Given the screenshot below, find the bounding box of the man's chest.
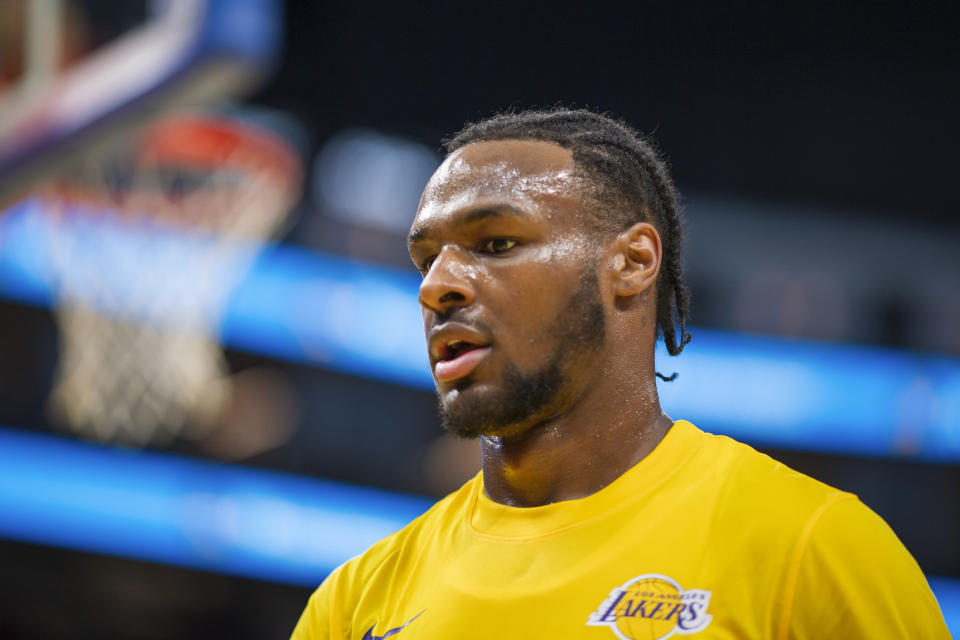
[349,524,780,640]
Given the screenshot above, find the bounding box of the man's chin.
[439,398,552,440]
[436,384,495,439]
[437,363,566,439]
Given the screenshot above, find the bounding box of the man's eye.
[480,238,517,254]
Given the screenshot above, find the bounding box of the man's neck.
[478,382,673,507]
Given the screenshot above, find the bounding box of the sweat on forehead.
[422,139,578,202]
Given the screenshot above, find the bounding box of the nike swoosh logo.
[361,610,425,640]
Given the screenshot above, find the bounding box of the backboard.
[0,0,283,207]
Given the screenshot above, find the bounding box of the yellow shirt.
[292,421,950,639]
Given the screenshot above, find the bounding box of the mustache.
[428,308,494,335]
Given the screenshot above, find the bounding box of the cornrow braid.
[443,107,692,368]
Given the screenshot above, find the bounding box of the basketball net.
[39,110,300,446]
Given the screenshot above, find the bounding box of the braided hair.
[443,107,692,370]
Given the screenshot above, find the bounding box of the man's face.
[408,140,608,439]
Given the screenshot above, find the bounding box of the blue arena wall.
[2,201,958,462]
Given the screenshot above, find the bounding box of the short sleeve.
[291,565,348,640]
[782,495,951,639]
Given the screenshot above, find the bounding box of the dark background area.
[263,1,959,227]
[1,1,958,637]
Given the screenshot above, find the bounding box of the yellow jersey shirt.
[292,421,950,639]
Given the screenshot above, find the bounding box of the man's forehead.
[420,139,577,207]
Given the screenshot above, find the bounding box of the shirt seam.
[775,492,858,640]
[351,546,403,638]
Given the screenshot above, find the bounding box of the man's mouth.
[434,339,492,382]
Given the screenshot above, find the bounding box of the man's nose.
[418,248,475,314]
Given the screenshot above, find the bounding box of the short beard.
[437,267,605,438]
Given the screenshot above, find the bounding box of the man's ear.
[611,222,662,297]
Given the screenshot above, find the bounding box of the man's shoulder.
[336,472,480,582]
[682,422,855,528]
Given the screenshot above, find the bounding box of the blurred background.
[0,0,958,637]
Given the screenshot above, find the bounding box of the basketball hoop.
[38,109,301,446]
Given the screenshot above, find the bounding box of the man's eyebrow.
[408,205,530,248]
[461,205,530,224]
[407,226,428,248]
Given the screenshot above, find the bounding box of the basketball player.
[292,108,950,639]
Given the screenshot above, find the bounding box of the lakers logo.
[586,574,712,640]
